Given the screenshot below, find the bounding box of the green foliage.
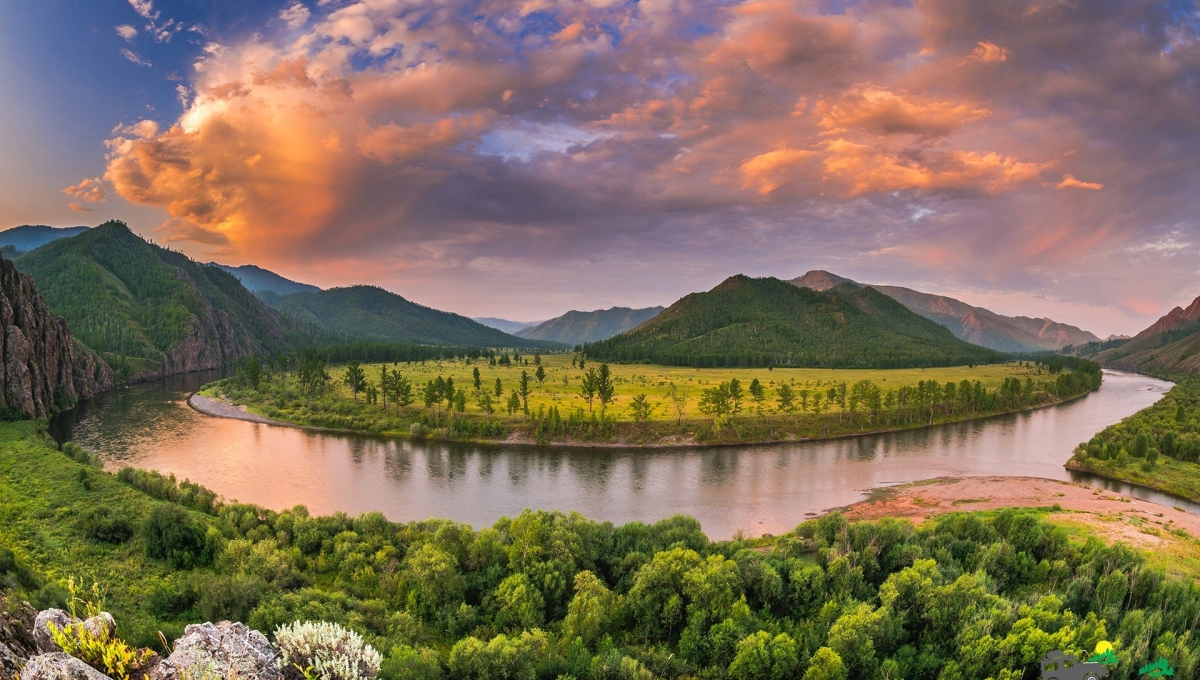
[49,620,153,680]
[141,505,215,569]
[78,507,135,544]
[584,276,1005,368]
[275,620,383,680]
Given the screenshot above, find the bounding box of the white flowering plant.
[274,621,382,680]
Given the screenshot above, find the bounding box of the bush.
[275,620,383,680]
[142,505,213,569]
[49,620,153,680]
[78,507,135,544]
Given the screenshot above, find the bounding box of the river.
[50,369,1179,539]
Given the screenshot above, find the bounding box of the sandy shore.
[839,475,1200,543]
[188,394,294,427]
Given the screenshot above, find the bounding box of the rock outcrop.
[150,622,281,680]
[0,257,113,418]
[20,652,113,680]
[0,596,36,677]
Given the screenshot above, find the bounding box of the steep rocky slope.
[0,255,111,418]
[1096,294,1200,374]
[15,221,305,382]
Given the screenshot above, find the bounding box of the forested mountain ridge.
[584,275,1004,367]
[15,221,305,382]
[0,224,89,253]
[473,316,547,334]
[517,306,665,345]
[791,270,1100,352]
[1094,293,1200,374]
[264,285,565,348]
[0,254,111,417]
[210,263,320,296]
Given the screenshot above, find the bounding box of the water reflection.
[52,370,1173,539]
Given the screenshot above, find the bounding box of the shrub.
[78,507,135,544]
[49,620,153,680]
[275,620,383,680]
[142,505,213,569]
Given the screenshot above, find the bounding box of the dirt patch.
[188,394,291,427]
[840,476,1200,540]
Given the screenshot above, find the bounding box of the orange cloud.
[820,140,1048,196]
[1057,174,1103,190]
[62,177,107,203]
[68,203,93,213]
[967,41,1010,63]
[815,87,991,138]
[739,148,817,195]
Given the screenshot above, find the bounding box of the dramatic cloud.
[89,0,1200,332]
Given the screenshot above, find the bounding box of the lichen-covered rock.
[32,610,75,654]
[19,652,113,680]
[150,621,281,680]
[0,256,113,417]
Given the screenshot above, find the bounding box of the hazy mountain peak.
[210,263,321,296]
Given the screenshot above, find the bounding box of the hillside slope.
[0,255,111,416]
[472,317,545,334]
[210,263,320,296]
[0,225,88,252]
[584,275,1004,367]
[1096,294,1200,374]
[267,286,564,348]
[15,221,304,381]
[517,306,664,345]
[791,270,1099,352]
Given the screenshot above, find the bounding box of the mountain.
[584,275,1004,367]
[790,270,1100,353]
[517,306,664,345]
[15,221,304,382]
[473,317,545,335]
[1095,295,1200,374]
[0,254,111,417]
[0,225,89,253]
[265,286,565,348]
[210,263,320,296]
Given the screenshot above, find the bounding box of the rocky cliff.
[0,256,112,419]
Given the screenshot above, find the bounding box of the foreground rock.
[0,596,37,676]
[20,652,112,680]
[31,610,73,654]
[151,621,281,680]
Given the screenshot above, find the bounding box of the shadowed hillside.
[517,306,664,345]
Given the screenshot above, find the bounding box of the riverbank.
[835,476,1200,574]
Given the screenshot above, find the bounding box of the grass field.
[314,355,1044,421]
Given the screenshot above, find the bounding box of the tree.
[749,378,765,414]
[343,360,366,402]
[728,378,743,416]
[563,571,614,649]
[518,371,532,414]
[596,363,616,411]
[535,365,546,385]
[507,390,522,415]
[492,573,545,631]
[494,377,503,399]
[453,389,467,414]
[379,366,392,411]
[242,356,262,390]
[699,383,733,419]
[533,353,541,366]
[395,374,414,411]
[776,384,795,413]
[473,366,481,390]
[580,368,598,412]
[628,394,655,427]
[476,390,495,415]
[728,631,799,680]
[666,384,690,425]
[802,647,845,680]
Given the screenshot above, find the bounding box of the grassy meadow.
[202,354,1096,446]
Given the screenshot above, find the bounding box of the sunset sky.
[1,0,1198,335]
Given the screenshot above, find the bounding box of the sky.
[2,0,1200,336]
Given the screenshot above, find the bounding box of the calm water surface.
[51,370,1178,538]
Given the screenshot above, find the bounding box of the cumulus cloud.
[279,3,311,29]
[83,0,1200,331]
[62,177,107,203]
[115,25,138,41]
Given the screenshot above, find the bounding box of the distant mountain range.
[473,317,546,335]
[262,286,563,349]
[516,306,664,346]
[0,225,89,253]
[791,270,1100,353]
[211,263,320,296]
[14,221,304,381]
[585,275,1003,367]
